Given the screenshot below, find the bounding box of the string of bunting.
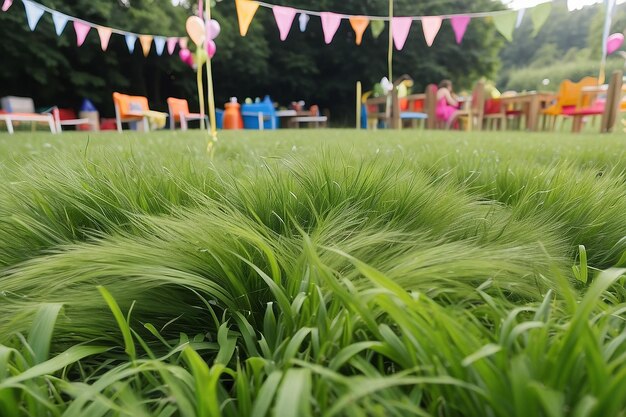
[0,0,187,57]
[235,0,553,49]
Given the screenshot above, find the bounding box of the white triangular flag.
[52,11,69,36]
[154,36,166,56]
[22,0,45,31]
[299,13,309,32]
[125,33,137,53]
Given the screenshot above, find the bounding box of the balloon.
[206,40,216,58]
[607,33,624,55]
[208,19,221,40]
[179,47,191,64]
[185,54,195,67]
[196,48,208,66]
[186,16,205,46]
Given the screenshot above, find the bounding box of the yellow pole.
[205,4,218,155]
[388,0,393,82]
[356,81,362,129]
[196,59,205,130]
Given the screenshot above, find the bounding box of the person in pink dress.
[435,80,461,127]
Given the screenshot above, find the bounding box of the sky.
[506,0,626,10]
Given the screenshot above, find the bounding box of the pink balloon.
[607,33,624,55]
[207,19,220,40]
[186,16,205,46]
[185,54,195,67]
[206,40,216,58]
[179,47,191,63]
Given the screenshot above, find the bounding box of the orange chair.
[113,92,150,132]
[166,97,208,130]
[541,77,599,130]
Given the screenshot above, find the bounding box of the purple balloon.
[206,40,217,58]
[607,33,624,55]
[207,19,220,40]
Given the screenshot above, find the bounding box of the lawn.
[0,129,625,417]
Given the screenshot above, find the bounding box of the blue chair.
[241,96,277,130]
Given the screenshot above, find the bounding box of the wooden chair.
[450,81,485,131]
[565,70,623,133]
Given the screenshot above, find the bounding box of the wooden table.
[500,91,555,131]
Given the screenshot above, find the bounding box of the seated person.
[435,80,461,126]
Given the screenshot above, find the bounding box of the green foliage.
[0,130,625,415]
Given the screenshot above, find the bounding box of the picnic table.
[500,91,555,131]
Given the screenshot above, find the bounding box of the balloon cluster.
[179,16,220,69]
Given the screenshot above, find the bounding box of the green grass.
[0,129,625,416]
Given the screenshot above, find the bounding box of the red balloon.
[206,40,217,58]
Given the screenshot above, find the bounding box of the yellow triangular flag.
[235,0,259,37]
[139,35,153,57]
[349,16,369,45]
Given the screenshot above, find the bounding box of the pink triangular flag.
[97,27,112,51]
[392,17,412,50]
[1,0,13,12]
[450,16,470,44]
[320,12,342,44]
[272,6,296,41]
[179,37,188,49]
[167,37,178,55]
[73,21,91,47]
[421,16,442,47]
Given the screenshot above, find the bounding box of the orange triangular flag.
[349,16,369,45]
[139,35,153,57]
[235,0,259,36]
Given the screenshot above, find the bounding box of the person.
[435,80,461,127]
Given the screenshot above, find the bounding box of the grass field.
[0,129,625,417]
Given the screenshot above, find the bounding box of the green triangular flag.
[531,2,552,37]
[370,20,385,39]
[492,11,517,42]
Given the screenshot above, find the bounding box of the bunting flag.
[139,35,153,57]
[299,13,309,32]
[97,26,112,51]
[515,8,525,28]
[73,21,90,47]
[167,37,178,55]
[154,36,166,56]
[320,12,342,44]
[531,2,551,36]
[450,15,470,44]
[125,33,137,53]
[392,17,411,51]
[23,0,44,31]
[51,11,68,35]
[1,0,12,12]
[235,0,259,36]
[422,16,442,47]
[273,6,296,41]
[370,19,384,39]
[178,37,188,49]
[492,11,517,42]
[349,16,369,46]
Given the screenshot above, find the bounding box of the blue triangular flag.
[154,36,166,56]
[51,11,69,36]
[125,33,137,53]
[22,0,45,31]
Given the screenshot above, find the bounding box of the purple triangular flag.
[450,16,470,44]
